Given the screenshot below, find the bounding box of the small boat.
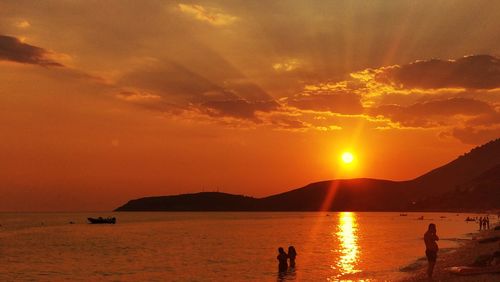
[88,217,116,224]
[400,213,408,216]
[465,217,475,222]
[417,216,424,220]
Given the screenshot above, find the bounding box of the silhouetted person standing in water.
[479,217,483,230]
[277,247,288,273]
[424,223,439,279]
[288,246,297,268]
[486,217,490,230]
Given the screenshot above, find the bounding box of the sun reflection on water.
[333,212,360,279]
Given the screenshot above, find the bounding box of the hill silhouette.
[116,192,258,211]
[410,138,500,196]
[411,163,500,211]
[115,138,500,212]
[258,179,410,211]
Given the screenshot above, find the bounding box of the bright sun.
[341,152,354,164]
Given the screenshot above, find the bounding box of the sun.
[341,152,354,164]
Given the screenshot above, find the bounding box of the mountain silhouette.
[410,138,500,196]
[411,163,500,210]
[115,138,500,212]
[258,179,410,211]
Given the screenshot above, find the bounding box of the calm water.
[0,212,490,281]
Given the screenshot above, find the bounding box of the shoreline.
[402,222,500,281]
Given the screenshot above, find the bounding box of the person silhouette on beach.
[277,247,288,273]
[288,246,297,268]
[486,217,490,230]
[479,217,483,230]
[424,223,439,279]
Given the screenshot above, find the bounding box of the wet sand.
[403,223,500,281]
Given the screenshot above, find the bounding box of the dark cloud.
[465,109,500,127]
[223,79,271,101]
[451,127,500,145]
[377,55,500,89]
[0,35,62,66]
[200,99,279,120]
[372,98,494,127]
[285,92,363,114]
[120,62,233,102]
[449,108,500,144]
[120,61,281,120]
[268,117,308,130]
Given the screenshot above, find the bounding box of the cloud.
[377,55,500,89]
[284,92,364,115]
[119,61,230,102]
[268,116,309,131]
[283,54,500,143]
[466,108,500,127]
[114,51,499,140]
[222,79,272,101]
[450,126,500,145]
[273,59,300,72]
[178,4,237,26]
[119,60,281,121]
[372,98,494,128]
[0,34,62,66]
[200,99,279,120]
[116,90,162,102]
[15,20,31,29]
[448,106,500,144]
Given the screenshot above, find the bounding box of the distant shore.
[402,221,500,281]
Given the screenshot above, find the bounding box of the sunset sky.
[1,1,500,211]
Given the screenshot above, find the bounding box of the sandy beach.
[403,222,500,281]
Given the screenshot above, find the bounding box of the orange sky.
[1,1,499,211]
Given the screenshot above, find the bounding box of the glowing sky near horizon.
[1,0,500,211]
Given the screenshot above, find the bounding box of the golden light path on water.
[333,212,361,280]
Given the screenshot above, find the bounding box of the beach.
[404,221,500,281]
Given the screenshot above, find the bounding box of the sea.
[0,212,491,281]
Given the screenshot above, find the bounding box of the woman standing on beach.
[424,223,439,278]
